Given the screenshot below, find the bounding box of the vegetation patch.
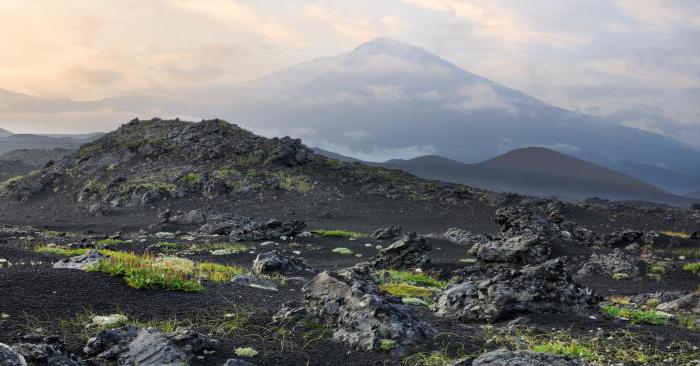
[274,171,313,193]
[600,305,670,325]
[332,247,354,255]
[660,231,690,239]
[96,238,126,247]
[35,246,89,257]
[380,283,436,299]
[682,262,700,274]
[234,347,258,357]
[377,270,447,289]
[379,339,397,351]
[531,340,599,360]
[402,351,452,366]
[189,242,248,255]
[316,229,364,238]
[89,250,245,292]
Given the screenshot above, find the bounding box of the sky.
[0,0,698,146]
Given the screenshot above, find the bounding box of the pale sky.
[0,0,699,144]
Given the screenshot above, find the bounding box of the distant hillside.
[338,147,695,206]
[0,134,98,154]
[0,148,76,165]
[0,127,12,137]
[687,190,700,199]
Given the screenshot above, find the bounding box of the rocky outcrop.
[230,219,306,241]
[469,350,591,366]
[251,250,316,276]
[264,137,312,167]
[84,326,217,365]
[370,233,431,270]
[53,250,105,271]
[11,334,83,366]
[433,228,490,247]
[371,226,402,241]
[470,232,550,264]
[0,343,26,366]
[301,270,434,351]
[657,293,700,314]
[435,259,599,322]
[577,249,640,278]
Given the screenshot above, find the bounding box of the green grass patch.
[332,247,354,255]
[96,238,126,247]
[380,339,397,351]
[531,340,599,360]
[660,230,690,239]
[601,305,670,325]
[183,173,203,185]
[88,250,245,292]
[273,171,313,193]
[35,246,89,257]
[316,229,364,238]
[0,176,23,189]
[402,351,452,366]
[189,242,248,254]
[682,262,700,273]
[378,270,447,289]
[235,347,258,357]
[380,283,436,299]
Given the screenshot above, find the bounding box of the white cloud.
[444,83,518,115]
[315,141,437,162]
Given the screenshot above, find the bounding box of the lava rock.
[224,360,257,366]
[435,258,599,322]
[233,274,279,291]
[470,232,551,264]
[302,270,434,351]
[0,343,26,366]
[370,233,431,270]
[434,228,490,247]
[53,250,105,271]
[168,210,206,226]
[252,250,316,276]
[371,226,402,240]
[657,293,700,314]
[230,219,306,242]
[577,249,640,278]
[12,335,83,366]
[470,349,591,366]
[690,231,700,240]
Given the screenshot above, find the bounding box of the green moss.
[234,347,258,357]
[682,262,700,273]
[96,238,126,247]
[183,173,203,185]
[380,339,397,351]
[601,305,670,325]
[531,341,599,360]
[379,270,447,289]
[274,171,313,193]
[117,178,177,196]
[0,176,23,189]
[332,247,354,255]
[380,283,436,299]
[316,229,364,238]
[35,246,88,257]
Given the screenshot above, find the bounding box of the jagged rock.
[371,226,402,240]
[630,291,688,307]
[53,250,105,271]
[370,233,431,270]
[470,349,591,366]
[577,249,640,278]
[12,335,83,366]
[251,250,315,276]
[88,202,110,217]
[0,343,26,366]
[435,259,599,322]
[302,270,434,351]
[84,326,215,365]
[196,215,257,236]
[224,360,257,366]
[230,219,306,241]
[657,293,700,314]
[434,228,490,247]
[2,172,58,202]
[264,137,312,167]
[494,205,558,236]
[603,229,653,248]
[272,302,308,324]
[559,222,600,245]
[470,232,550,264]
[690,231,700,240]
[233,274,278,291]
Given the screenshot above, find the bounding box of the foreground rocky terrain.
[1,119,699,365]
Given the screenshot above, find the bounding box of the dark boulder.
[12,335,84,366]
[469,349,592,366]
[470,232,551,264]
[370,233,431,270]
[371,226,402,241]
[252,250,316,276]
[230,219,306,241]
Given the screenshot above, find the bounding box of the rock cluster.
[252,250,316,276]
[370,233,431,270]
[371,225,402,240]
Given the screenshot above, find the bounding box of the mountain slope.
[0,134,99,154]
[0,127,12,137]
[221,37,699,177]
[366,147,693,206]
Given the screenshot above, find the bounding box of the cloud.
[444,83,518,115]
[315,141,437,162]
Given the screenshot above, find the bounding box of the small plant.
[198,262,245,282]
[315,229,364,238]
[682,262,700,274]
[612,272,629,280]
[380,339,397,351]
[459,258,477,264]
[531,340,599,360]
[379,270,447,289]
[35,246,88,257]
[96,238,126,247]
[273,171,313,193]
[380,283,436,299]
[332,247,354,255]
[402,297,429,306]
[601,305,670,325]
[234,347,258,357]
[183,173,203,185]
[402,351,452,366]
[660,231,690,239]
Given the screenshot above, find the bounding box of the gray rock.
[690,231,700,240]
[657,293,700,314]
[251,250,315,276]
[53,250,105,271]
[230,219,306,242]
[224,359,257,366]
[233,274,278,291]
[435,259,599,322]
[371,226,402,241]
[302,270,434,351]
[123,328,187,366]
[577,249,639,278]
[437,228,490,247]
[370,233,431,270]
[470,232,550,264]
[471,349,591,366]
[12,336,83,366]
[169,210,206,226]
[0,343,26,366]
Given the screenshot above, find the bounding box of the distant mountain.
[326,147,694,206]
[221,37,700,177]
[0,134,98,155]
[605,161,700,195]
[687,190,700,199]
[0,127,12,138]
[0,148,76,165]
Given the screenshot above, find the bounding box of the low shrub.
[234,347,258,357]
[682,262,700,274]
[35,246,88,257]
[380,283,436,299]
[601,305,670,325]
[316,229,364,238]
[379,270,447,289]
[531,340,599,360]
